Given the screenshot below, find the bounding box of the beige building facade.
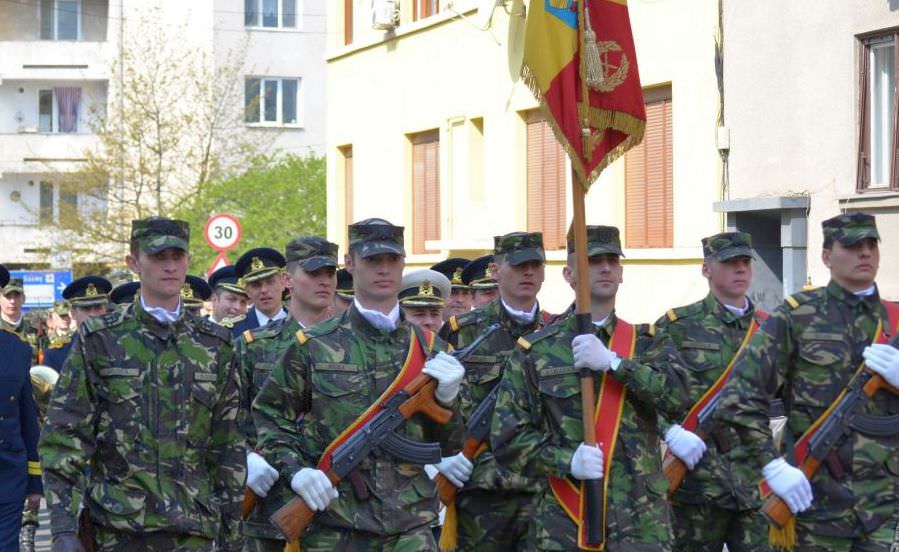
[326,0,725,321]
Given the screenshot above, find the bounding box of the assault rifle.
[269,323,501,542]
[762,336,899,529]
[662,394,724,496]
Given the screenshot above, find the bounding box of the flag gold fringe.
[438,501,458,551]
[284,540,301,552]
[768,517,797,551]
[520,65,645,191]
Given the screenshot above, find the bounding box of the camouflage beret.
[348,218,405,258]
[399,269,450,308]
[285,236,339,271]
[567,225,624,257]
[494,232,545,266]
[702,231,754,261]
[130,217,190,254]
[2,277,24,296]
[52,300,71,316]
[822,212,879,246]
[63,276,112,308]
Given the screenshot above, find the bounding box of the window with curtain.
[244,77,301,125]
[625,86,673,248]
[245,0,298,28]
[858,32,899,191]
[38,88,81,133]
[411,130,440,254]
[525,110,566,250]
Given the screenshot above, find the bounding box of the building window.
[245,0,297,28]
[858,32,899,191]
[344,0,353,45]
[413,0,439,21]
[625,85,673,248]
[37,87,81,133]
[411,130,440,254]
[59,188,79,229]
[340,146,354,226]
[41,0,80,40]
[39,182,54,225]
[524,111,566,250]
[244,78,300,126]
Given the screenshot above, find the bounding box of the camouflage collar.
[826,279,880,309]
[347,303,406,341]
[133,296,187,331]
[494,297,543,335]
[704,293,754,324]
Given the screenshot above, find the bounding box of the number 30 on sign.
[204,214,242,251]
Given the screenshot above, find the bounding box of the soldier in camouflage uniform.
[39,217,245,552]
[436,232,553,551]
[253,219,466,552]
[1,278,42,363]
[653,232,773,552]
[713,212,899,551]
[237,236,339,552]
[491,225,688,551]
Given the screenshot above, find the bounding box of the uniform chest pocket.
[191,371,219,409]
[312,363,364,398]
[98,368,142,403]
[537,368,580,399]
[680,341,722,372]
[465,355,501,385]
[797,332,850,367]
[252,362,276,392]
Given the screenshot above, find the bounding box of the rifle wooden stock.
[435,435,486,505]
[761,372,898,529]
[242,488,257,520]
[270,373,452,542]
[662,428,708,497]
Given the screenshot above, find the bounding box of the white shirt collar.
[593,314,611,328]
[853,285,877,297]
[354,298,400,331]
[256,306,287,327]
[723,296,751,317]
[140,294,181,324]
[2,314,23,327]
[501,298,537,324]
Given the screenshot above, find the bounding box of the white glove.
[863,343,899,388]
[572,334,617,372]
[665,424,707,470]
[423,352,465,404]
[762,458,813,514]
[290,468,338,512]
[246,452,279,497]
[570,442,604,480]
[435,453,473,488]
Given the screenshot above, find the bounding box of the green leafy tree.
[174,154,327,275]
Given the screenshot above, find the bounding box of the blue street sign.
[10,270,73,311]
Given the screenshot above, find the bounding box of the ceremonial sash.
[666,310,768,455]
[759,300,899,497]
[549,319,636,551]
[317,327,435,472]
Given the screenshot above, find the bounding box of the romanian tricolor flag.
[522,0,645,189]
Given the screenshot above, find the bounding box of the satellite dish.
[473,0,500,29]
[506,0,526,80]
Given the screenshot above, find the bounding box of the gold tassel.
[439,501,458,552]
[768,517,797,551]
[284,540,301,552]
[583,5,604,89]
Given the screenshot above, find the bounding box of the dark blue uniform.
[0,329,42,550]
[42,339,72,373]
[229,307,262,338]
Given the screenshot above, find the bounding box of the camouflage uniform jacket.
[490,312,688,550]
[233,315,301,539]
[253,305,463,537]
[438,298,550,491]
[654,293,766,511]
[712,280,899,537]
[38,300,245,549]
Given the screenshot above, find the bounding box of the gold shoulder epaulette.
[785,295,800,309]
[646,323,656,337]
[295,329,308,345]
[449,316,460,332]
[517,336,532,350]
[666,309,677,322]
[243,329,254,344]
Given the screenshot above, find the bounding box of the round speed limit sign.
[204,214,242,251]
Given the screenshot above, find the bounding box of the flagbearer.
[654,232,773,552]
[490,226,687,551]
[253,219,465,551]
[713,213,899,550]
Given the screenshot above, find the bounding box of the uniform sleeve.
[614,327,689,418]
[253,339,315,481]
[490,349,575,479]
[209,344,246,550]
[20,355,43,495]
[712,307,793,465]
[38,332,96,535]
[232,336,257,448]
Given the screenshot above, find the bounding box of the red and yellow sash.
[671,310,767,437]
[317,328,435,472]
[549,319,637,551]
[759,300,899,497]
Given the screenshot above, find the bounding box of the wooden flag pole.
[571,164,604,546]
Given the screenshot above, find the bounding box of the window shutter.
[625,89,673,248]
[344,0,353,44]
[526,113,566,249]
[412,131,440,254]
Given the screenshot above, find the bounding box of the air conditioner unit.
[372,0,398,30]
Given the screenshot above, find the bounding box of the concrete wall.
[723,0,899,299]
